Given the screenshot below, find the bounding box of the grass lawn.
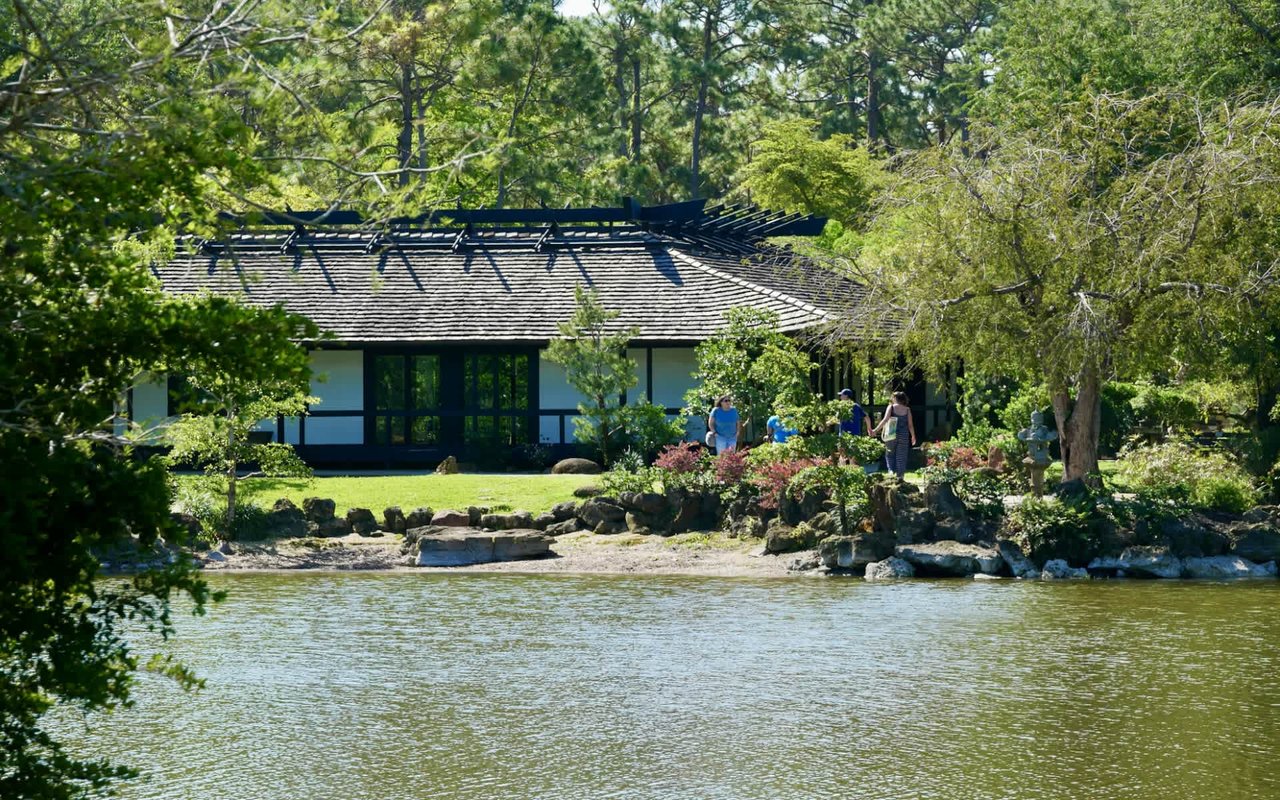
[176,473,597,516]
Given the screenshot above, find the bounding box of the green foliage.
[738,119,884,228]
[546,287,639,466]
[1116,439,1260,513]
[788,464,870,534]
[950,419,1009,454]
[618,399,687,462]
[686,308,813,444]
[600,450,660,496]
[1008,496,1101,566]
[956,470,1008,520]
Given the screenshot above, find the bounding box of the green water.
[64,574,1280,799]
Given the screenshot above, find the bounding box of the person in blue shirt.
[707,394,741,453]
[766,412,798,443]
[837,388,871,436]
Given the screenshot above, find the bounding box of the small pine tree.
[546,286,639,466]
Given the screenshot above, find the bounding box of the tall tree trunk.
[416,91,427,180]
[866,51,882,148]
[397,61,414,188]
[1050,367,1102,481]
[630,55,642,162]
[613,49,629,158]
[689,12,714,198]
[225,416,238,538]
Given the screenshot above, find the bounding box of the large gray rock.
[818,533,894,569]
[302,497,336,523]
[546,518,586,537]
[1088,546,1182,579]
[765,520,820,554]
[578,497,626,529]
[925,482,968,520]
[310,517,351,538]
[383,507,407,535]
[870,480,921,536]
[480,511,534,531]
[1241,506,1280,524]
[894,509,935,544]
[618,492,670,516]
[263,499,307,538]
[1041,559,1089,580]
[895,541,1002,577]
[933,516,977,544]
[435,455,459,474]
[1230,523,1280,564]
[551,501,579,521]
[996,539,1040,579]
[552,457,602,475]
[1182,556,1277,580]
[413,527,552,566]
[1160,517,1228,558]
[431,508,470,527]
[532,512,556,530]
[405,507,435,530]
[346,508,379,536]
[865,556,916,580]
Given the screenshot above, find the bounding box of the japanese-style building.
[133,199,954,465]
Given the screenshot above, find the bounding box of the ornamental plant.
[714,449,750,485]
[789,464,871,534]
[750,457,824,509]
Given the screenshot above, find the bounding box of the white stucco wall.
[293,349,364,445]
[649,347,698,410]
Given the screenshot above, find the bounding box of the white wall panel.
[650,348,698,409]
[310,349,364,411]
[305,416,363,445]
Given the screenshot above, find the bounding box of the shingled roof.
[155,202,869,344]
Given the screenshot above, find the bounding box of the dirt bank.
[198,531,806,578]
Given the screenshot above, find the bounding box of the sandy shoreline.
[198,531,808,578]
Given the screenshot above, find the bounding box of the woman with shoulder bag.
[872,391,917,479]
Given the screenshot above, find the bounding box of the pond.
[65,573,1280,799]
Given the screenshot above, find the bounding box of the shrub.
[920,440,985,485]
[750,457,824,509]
[714,448,750,485]
[951,419,1008,453]
[655,442,704,473]
[1008,496,1100,565]
[789,463,870,534]
[955,470,1007,519]
[620,400,687,461]
[1115,439,1259,512]
[601,450,659,496]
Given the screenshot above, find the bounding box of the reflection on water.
[63,574,1280,800]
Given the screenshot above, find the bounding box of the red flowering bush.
[655,442,704,473]
[714,449,749,485]
[749,457,824,509]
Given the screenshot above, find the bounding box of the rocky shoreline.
[180,480,1280,581]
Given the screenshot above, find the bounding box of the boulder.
[1160,516,1229,558]
[533,512,556,530]
[1088,546,1182,579]
[573,485,603,499]
[894,509,935,544]
[218,540,235,555]
[435,455,460,475]
[1182,556,1277,580]
[412,527,552,566]
[925,482,968,520]
[895,541,1002,577]
[302,497,336,523]
[204,549,226,563]
[578,497,626,529]
[1055,478,1092,503]
[1041,559,1088,579]
[996,539,1039,579]
[346,508,379,536]
[431,508,470,528]
[546,518,585,536]
[818,532,894,570]
[383,507,407,535]
[807,511,841,538]
[551,501,579,521]
[405,507,435,530]
[468,506,487,526]
[310,518,351,538]
[263,502,307,538]
[402,524,440,551]
[619,491,670,517]
[1241,506,1280,524]
[865,556,916,580]
[765,520,820,554]
[1229,523,1280,564]
[986,446,1006,471]
[933,516,977,544]
[726,515,766,539]
[552,457,602,475]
